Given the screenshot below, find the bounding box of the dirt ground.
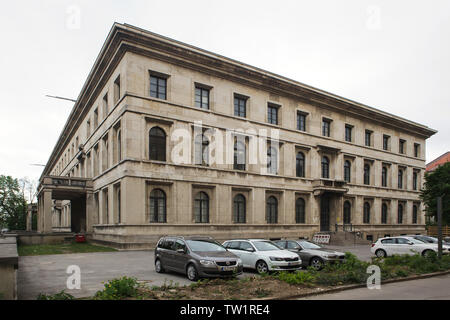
[138,276,328,300]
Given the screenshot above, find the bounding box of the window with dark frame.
[267,146,278,174]
[321,156,330,179]
[295,198,306,224]
[297,112,306,131]
[344,160,351,183]
[233,139,246,171]
[194,134,209,166]
[382,166,388,187]
[149,127,167,162]
[399,139,406,154]
[363,202,371,224]
[296,152,305,178]
[267,104,278,125]
[343,201,351,224]
[398,204,403,224]
[322,119,331,137]
[364,164,370,185]
[233,194,246,223]
[150,189,166,223]
[398,168,404,189]
[381,203,388,224]
[234,95,247,117]
[150,75,167,100]
[383,135,390,151]
[414,143,420,157]
[413,205,418,224]
[195,86,210,109]
[345,125,352,142]
[266,196,278,223]
[413,171,418,190]
[194,192,209,223]
[365,130,372,147]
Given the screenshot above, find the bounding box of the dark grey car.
[274,240,345,270]
[155,236,243,281]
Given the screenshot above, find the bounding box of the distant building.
[426,152,450,172]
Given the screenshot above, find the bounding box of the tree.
[0,175,28,230]
[420,162,450,225]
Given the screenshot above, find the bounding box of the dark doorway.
[70,196,87,233]
[320,195,330,231]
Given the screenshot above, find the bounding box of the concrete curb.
[263,269,450,300]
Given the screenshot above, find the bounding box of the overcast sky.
[0,0,449,182]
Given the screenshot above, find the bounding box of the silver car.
[274,240,345,270]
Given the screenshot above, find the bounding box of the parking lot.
[18,244,372,299]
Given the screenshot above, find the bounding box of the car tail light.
[371,243,375,247]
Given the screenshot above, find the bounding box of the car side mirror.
[176,248,186,254]
[297,248,303,251]
[245,248,254,252]
[408,242,414,245]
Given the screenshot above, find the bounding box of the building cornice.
[41,22,437,179]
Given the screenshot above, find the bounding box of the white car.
[222,239,302,274]
[371,236,450,258]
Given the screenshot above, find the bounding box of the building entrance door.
[320,195,330,232]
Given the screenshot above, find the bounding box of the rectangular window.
[399,139,406,154]
[94,108,98,128]
[102,93,108,118]
[150,75,167,100]
[195,86,210,109]
[413,171,418,190]
[297,112,306,131]
[383,135,390,151]
[414,143,420,157]
[365,130,372,147]
[234,95,247,117]
[86,119,91,137]
[114,75,120,104]
[267,104,279,125]
[322,119,331,137]
[345,125,353,142]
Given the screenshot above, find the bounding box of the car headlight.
[237,258,243,265]
[199,260,215,266]
[269,256,284,262]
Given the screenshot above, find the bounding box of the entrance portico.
[313,179,348,232]
[36,176,93,233]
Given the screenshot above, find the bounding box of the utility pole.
[437,196,443,259]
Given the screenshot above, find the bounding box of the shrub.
[37,290,75,300]
[94,276,139,300]
[275,271,315,285]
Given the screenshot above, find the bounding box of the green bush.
[37,290,75,300]
[94,276,139,300]
[276,271,316,285]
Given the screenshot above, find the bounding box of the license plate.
[220,266,235,271]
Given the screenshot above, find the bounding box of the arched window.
[363,202,371,224]
[344,160,351,183]
[194,192,209,223]
[117,188,121,224]
[398,169,403,189]
[413,205,418,224]
[266,196,278,223]
[117,130,122,162]
[364,164,370,185]
[149,127,166,161]
[321,156,329,179]
[234,140,246,170]
[150,189,166,223]
[398,204,403,224]
[382,167,387,187]
[381,203,388,224]
[296,152,305,178]
[267,147,278,174]
[233,194,246,223]
[194,134,209,166]
[343,201,351,224]
[296,198,306,224]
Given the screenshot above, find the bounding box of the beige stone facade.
[36,23,436,248]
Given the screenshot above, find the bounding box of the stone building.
[36,23,436,248]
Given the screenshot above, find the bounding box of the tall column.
[26,205,33,231]
[42,190,53,233]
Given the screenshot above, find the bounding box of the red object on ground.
[75,234,86,243]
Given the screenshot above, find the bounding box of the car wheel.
[375,249,387,258]
[310,257,324,270]
[155,259,165,273]
[187,264,199,281]
[422,250,434,257]
[256,260,269,274]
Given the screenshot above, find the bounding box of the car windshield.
[299,241,321,249]
[252,241,282,251]
[186,240,226,252]
[406,238,424,244]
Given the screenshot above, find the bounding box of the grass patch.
[18,242,117,256]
